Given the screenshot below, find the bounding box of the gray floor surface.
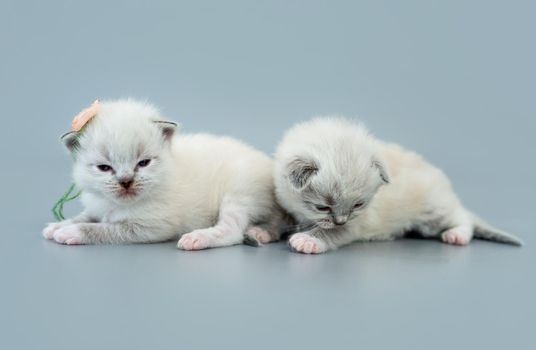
[1,1,535,349]
[2,227,534,349]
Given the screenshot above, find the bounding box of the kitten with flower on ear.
[43,99,281,248]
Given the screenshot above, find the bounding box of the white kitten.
[274,117,523,254]
[43,99,280,249]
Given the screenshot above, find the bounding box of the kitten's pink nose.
[334,216,348,225]
[119,178,134,189]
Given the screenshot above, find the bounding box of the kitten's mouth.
[316,220,335,230]
[117,189,138,198]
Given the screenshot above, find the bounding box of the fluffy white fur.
[43,99,280,249]
[274,117,523,254]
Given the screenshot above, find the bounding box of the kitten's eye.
[315,205,331,212]
[97,164,113,172]
[137,159,151,167]
[354,202,364,209]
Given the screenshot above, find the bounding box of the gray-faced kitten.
[274,117,523,254]
[43,99,281,248]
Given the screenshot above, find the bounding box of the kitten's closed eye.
[354,202,364,209]
[315,205,331,212]
[97,164,113,172]
[137,159,151,168]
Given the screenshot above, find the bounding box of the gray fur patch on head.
[154,121,178,141]
[61,131,80,153]
[287,157,318,189]
[372,159,390,184]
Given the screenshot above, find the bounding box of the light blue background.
[1,1,534,349]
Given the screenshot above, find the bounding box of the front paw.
[42,220,72,240]
[289,233,328,254]
[52,224,86,245]
[177,230,213,251]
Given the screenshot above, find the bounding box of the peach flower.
[71,100,99,132]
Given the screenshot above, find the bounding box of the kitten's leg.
[289,227,356,254]
[42,212,97,240]
[50,222,168,245]
[177,196,251,250]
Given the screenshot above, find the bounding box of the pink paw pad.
[441,229,470,246]
[52,225,85,245]
[246,226,272,244]
[177,231,212,251]
[42,223,61,240]
[64,237,83,245]
[289,233,327,254]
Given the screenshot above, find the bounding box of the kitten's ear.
[154,121,179,141]
[287,158,319,189]
[61,131,80,153]
[372,158,390,184]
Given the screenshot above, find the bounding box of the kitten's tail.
[471,214,524,246]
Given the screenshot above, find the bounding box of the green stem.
[52,184,82,221]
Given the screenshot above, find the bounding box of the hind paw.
[245,226,273,245]
[441,226,472,246]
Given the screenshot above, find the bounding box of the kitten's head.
[275,117,389,229]
[62,99,178,203]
